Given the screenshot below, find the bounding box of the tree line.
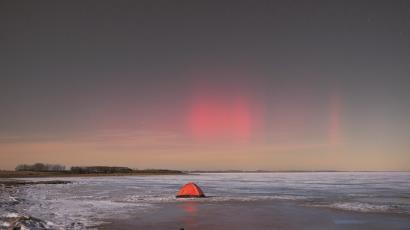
[15,163,66,172]
[15,163,132,173]
[14,163,182,174]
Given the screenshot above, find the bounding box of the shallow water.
[1,172,409,229]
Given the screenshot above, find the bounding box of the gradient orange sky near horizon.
[1,85,408,171]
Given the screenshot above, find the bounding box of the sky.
[1,0,409,170]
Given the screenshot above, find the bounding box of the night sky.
[1,0,409,170]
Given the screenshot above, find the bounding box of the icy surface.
[1,172,409,229]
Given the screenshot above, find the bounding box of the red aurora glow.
[187,88,342,147]
[188,94,257,140]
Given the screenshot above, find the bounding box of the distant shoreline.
[0,170,408,178]
[189,170,409,173]
[0,170,185,178]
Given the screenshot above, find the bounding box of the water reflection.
[180,201,199,229]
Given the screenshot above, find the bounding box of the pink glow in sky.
[189,96,251,139]
[188,90,262,141]
[186,81,343,148]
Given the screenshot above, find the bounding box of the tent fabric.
[176,182,205,198]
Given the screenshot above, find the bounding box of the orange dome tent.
[176,182,205,198]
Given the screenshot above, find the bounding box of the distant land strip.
[0,169,185,178]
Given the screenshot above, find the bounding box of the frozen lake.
[1,172,409,229]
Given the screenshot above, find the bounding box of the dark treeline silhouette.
[70,166,132,174]
[15,163,66,172]
[12,163,183,175]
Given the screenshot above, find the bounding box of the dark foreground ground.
[101,200,410,230]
